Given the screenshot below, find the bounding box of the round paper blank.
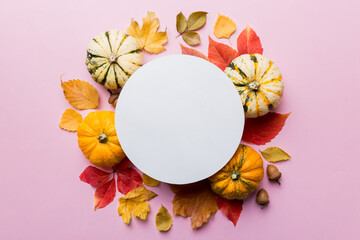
[115,55,244,184]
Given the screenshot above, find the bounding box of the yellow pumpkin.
[224,54,283,118]
[77,111,126,167]
[209,144,264,200]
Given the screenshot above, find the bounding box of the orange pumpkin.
[209,144,264,200]
[77,111,126,167]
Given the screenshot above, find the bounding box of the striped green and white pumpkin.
[224,54,284,118]
[86,30,143,89]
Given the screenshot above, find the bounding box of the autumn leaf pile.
[59,11,292,232]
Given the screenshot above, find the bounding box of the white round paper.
[115,55,244,184]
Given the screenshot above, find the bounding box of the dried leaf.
[242,112,291,145]
[187,11,207,31]
[170,180,218,229]
[61,80,99,110]
[237,25,263,55]
[182,31,200,46]
[59,109,82,132]
[118,186,158,224]
[216,196,243,226]
[180,43,208,60]
[142,173,160,187]
[127,11,168,54]
[79,166,111,187]
[176,12,187,34]
[156,205,172,232]
[213,14,236,39]
[115,158,143,195]
[94,177,116,210]
[261,147,291,162]
[208,36,239,71]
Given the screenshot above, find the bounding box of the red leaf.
[180,43,208,60]
[94,177,116,210]
[208,36,239,71]
[115,159,143,194]
[79,166,111,187]
[237,25,263,55]
[216,196,243,226]
[242,112,291,145]
[114,158,132,172]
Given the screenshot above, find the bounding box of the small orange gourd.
[77,111,126,167]
[209,144,264,200]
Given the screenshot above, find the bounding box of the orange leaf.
[59,109,82,132]
[208,37,238,71]
[94,177,116,210]
[216,196,243,226]
[61,79,99,110]
[180,43,208,60]
[170,180,218,229]
[237,25,263,55]
[79,166,112,187]
[242,112,291,145]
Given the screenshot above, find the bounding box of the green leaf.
[187,11,207,31]
[182,31,200,46]
[176,12,187,34]
[261,147,291,162]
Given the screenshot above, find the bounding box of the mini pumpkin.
[209,144,264,200]
[224,54,283,118]
[77,111,126,167]
[86,30,143,90]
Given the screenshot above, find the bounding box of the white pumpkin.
[224,54,284,118]
[86,30,143,89]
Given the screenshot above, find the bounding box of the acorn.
[108,90,119,107]
[256,188,270,208]
[267,164,282,185]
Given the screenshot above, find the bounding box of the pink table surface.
[1,0,359,239]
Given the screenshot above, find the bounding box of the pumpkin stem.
[248,81,260,91]
[231,171,240,180]
[98,133,108,143]
[107,53,119,64]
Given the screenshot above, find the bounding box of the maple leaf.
[242,112,291,145]
[208,37,239,71]
[261,147,291,162]
[79,166,111,187]
[127,11,168,54]
[94,177,116,210]
[213,14,236,39]
[216,196,243,227]
[142,173,160,187]
[115,158,143,195]
[156,205,173,232]
[118,186,158,224]
[170,180,218,230]
[61,79,99,110]
[59,109,82,132]
[180,43,208,60]
[237,25,263,55]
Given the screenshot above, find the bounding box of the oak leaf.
[213,14,236,39]
[216,196,243,226]
[61,80,99,110]
[127,11,168,54]
[261,147,291,162]
[187,11,207,31]
[59,109,82,132]
[79,166,111,187]
[242,112,291,145]
[115,158,143,195]
[118,186,157,224]
[142,173,160,187]
[170,180,218,230]
[208,37,239,71]
[94,177,116,210]
[237,25,263,55]
[180,43,208,60]
[176,12,187,34]
[156,205,173,232]
[182,31,200,46]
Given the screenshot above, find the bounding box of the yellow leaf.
[261,147,291,162]
[187,11,207,31]
[182,32,200,46]
[59,109,83,132]
[118,186,157,224]
[142,173,160,187]
[176,12,187,34]
[213,14,236,39]
[156,205,172,232]
[61,79,99,110]
[127,11,168,54]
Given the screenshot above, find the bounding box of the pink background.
[1,0,359,239]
